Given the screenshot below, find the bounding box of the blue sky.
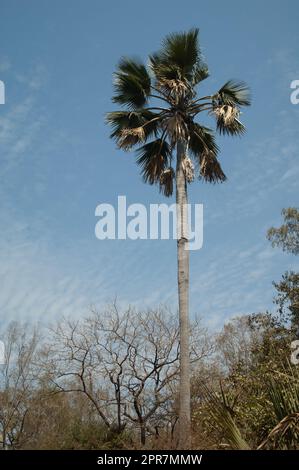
[0,0,298,330]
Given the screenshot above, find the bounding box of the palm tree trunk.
[176,140,191,449]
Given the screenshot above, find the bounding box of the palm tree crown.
[106,28,250,195]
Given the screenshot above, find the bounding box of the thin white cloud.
[0,96,45,177]
[0,59,11,73]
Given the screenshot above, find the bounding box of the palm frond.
[191,64,209,86]
[213,105,246,136]
[200,384,251,450]
[149,58,191,102]
[118,57,151,91]
[188,124,225,182]
[258,364,299,449]
[136,139,171,185]
[159,167,175,197]
[216,116,246,136]
[149,57,182,82]
[118,127,146,150]
[258,413,299,450]
[268,364,299,419]
[161,28,200,72]
[106,110,160,148]
[112,58,151,109]
[188,124,219,157]
[200,150,227,183]
[216,80,251,107]
[149,28,205,84]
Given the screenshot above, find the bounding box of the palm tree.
[106,28,250,448]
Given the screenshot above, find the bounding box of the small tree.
[267,208,299,255]
[0,322,40,449]
[268,208,299,330]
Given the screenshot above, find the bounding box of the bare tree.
[45,305,212,446]
[44,317,112,429]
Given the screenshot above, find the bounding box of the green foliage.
[107,29,250,195]
[267,207,299,255]
[136,139,171,185]
[193,309,299,450]
[273,271,299,328]
[65,420,131,450]
[258,364,299,449]
[268,208,299,329]
[112,58,151,109]
[217,80,251,107]
[149,28,205,84]
[106,110,159,144]
[199,384,251,450]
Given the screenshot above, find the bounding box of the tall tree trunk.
[176,140,191,449]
